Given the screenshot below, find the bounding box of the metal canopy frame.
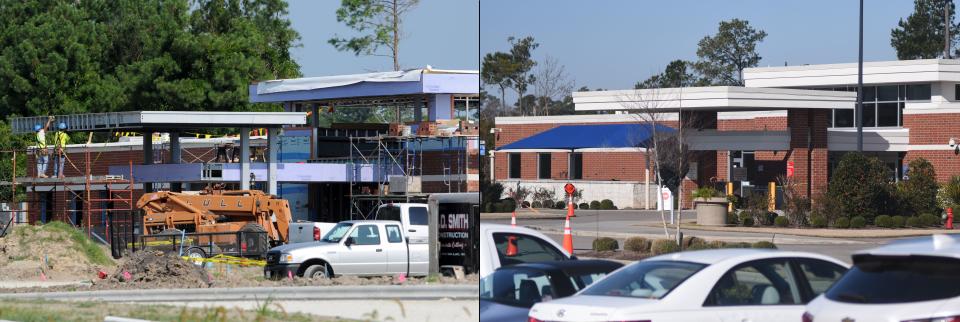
[11,111,307,134]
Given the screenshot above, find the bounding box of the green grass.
[0,299,347,322]
[41,221,114,266]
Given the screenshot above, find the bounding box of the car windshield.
[480,268,554,308]
[580,260,705,299]
[321,223,353,243]
[825,255,960,304]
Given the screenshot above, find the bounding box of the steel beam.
[240,128,250,190]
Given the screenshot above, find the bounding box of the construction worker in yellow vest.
[34,116,54,178]
[52,122,70,178]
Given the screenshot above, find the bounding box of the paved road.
[484,210,900,262]
[0,285,479,322]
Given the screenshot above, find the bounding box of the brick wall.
[786,110,830,197]
[903,113,960,145]
[718,116,788,131]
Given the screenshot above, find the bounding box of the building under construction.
[0,68,480,245]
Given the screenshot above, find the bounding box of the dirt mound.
[0,222,115,281]
[105,250,211,288]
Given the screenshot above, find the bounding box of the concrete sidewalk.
[634,222,960,239]
[481,208,660,220]
[526,224,873,245]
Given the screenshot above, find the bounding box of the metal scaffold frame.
[0,144,136,244]
[347,134,473,219]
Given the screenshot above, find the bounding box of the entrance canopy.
[573,86,856,113]
[497,123,675,151]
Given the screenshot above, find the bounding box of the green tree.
[891,0,958,60]
[635,60,701,89]
[828,152,891,221]
[329,0,419,71]
[897,158,940,215]
[481,51,515,116]
[694,19,767,86]
[506,36,538,116]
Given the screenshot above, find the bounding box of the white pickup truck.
[286,203,429,245]
[263,220,429,279]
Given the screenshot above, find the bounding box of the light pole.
[857,0,864,152]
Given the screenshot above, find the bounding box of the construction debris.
[103,250,211,289]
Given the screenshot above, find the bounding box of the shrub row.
[609,236,778,254]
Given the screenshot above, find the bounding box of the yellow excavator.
[136,189,293,256]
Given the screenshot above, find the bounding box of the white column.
[240,128,250,190]
[489,151,495,181]
[645,168,650,210]
[267,128,279,195]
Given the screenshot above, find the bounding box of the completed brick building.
[491,59,960,209]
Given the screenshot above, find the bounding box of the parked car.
[263,220,428,279]
[529,249,849,322]
[480,260,623,322]
[803,234,960,322]
[480,223,572,278]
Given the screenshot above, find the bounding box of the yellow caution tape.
[181,254,266,267]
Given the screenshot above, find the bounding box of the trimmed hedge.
[726,211,738,225]
[600,199,616,210]
[834,217,850,228]
[875,215,893,228]
[891,215,906,228]
[590,200,601,209]
[531,201,542,209]
[850,216,867,229]
[724,242,753,248]
[906,217,921,227]
[624,237,651,252]
[542,200,555,209]
[773,216,788,227]
[592,237,619,251]
[686,242,716,250]
[810,216,828,228]
[681,236,705,249]
[919,213,941,227]
[579,202,589,210]
[739,212,755,227]
[651,239,680,255]
[752,241,778,249]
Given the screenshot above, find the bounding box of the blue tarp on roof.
[498,123,676,150]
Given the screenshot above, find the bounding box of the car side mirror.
[344,237,354,246]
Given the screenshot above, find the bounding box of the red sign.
[564,183,576,196]
[662,191,670,200]
[787,161,795,177]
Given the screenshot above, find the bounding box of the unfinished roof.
[10,111,307,134]
[573,86,856,112]
[248,67,480,104]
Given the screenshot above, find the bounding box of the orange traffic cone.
[511,210,517,226]
[506,235,518,256]
[562,216,574,254]
[567,199,575,218]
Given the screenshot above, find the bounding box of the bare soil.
[0,223,116,282]
[101,250,212,289]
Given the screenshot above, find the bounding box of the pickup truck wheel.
[303,264,329,279]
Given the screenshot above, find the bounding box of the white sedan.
[803,234,960,322]
[528,248,849,322]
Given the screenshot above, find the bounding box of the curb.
[632,222,960,239]
[527,225,873,245]
[0,285,479,302]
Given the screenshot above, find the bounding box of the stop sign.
[564,183,576,196]
[787,161,795,177]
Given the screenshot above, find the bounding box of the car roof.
[340,220,402,225]
[643,248,832,265]
[854,234,960,259]
[507,260,624,275]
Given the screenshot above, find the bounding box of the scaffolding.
[0,146,136,244]
[346,134,475,219]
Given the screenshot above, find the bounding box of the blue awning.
[497,123,675,150]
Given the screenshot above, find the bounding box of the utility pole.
[857,0,864,152]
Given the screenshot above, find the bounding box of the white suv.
[804,234,960,322]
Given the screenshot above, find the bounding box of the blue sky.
[481,0,916,100]
[287,0,479,77]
